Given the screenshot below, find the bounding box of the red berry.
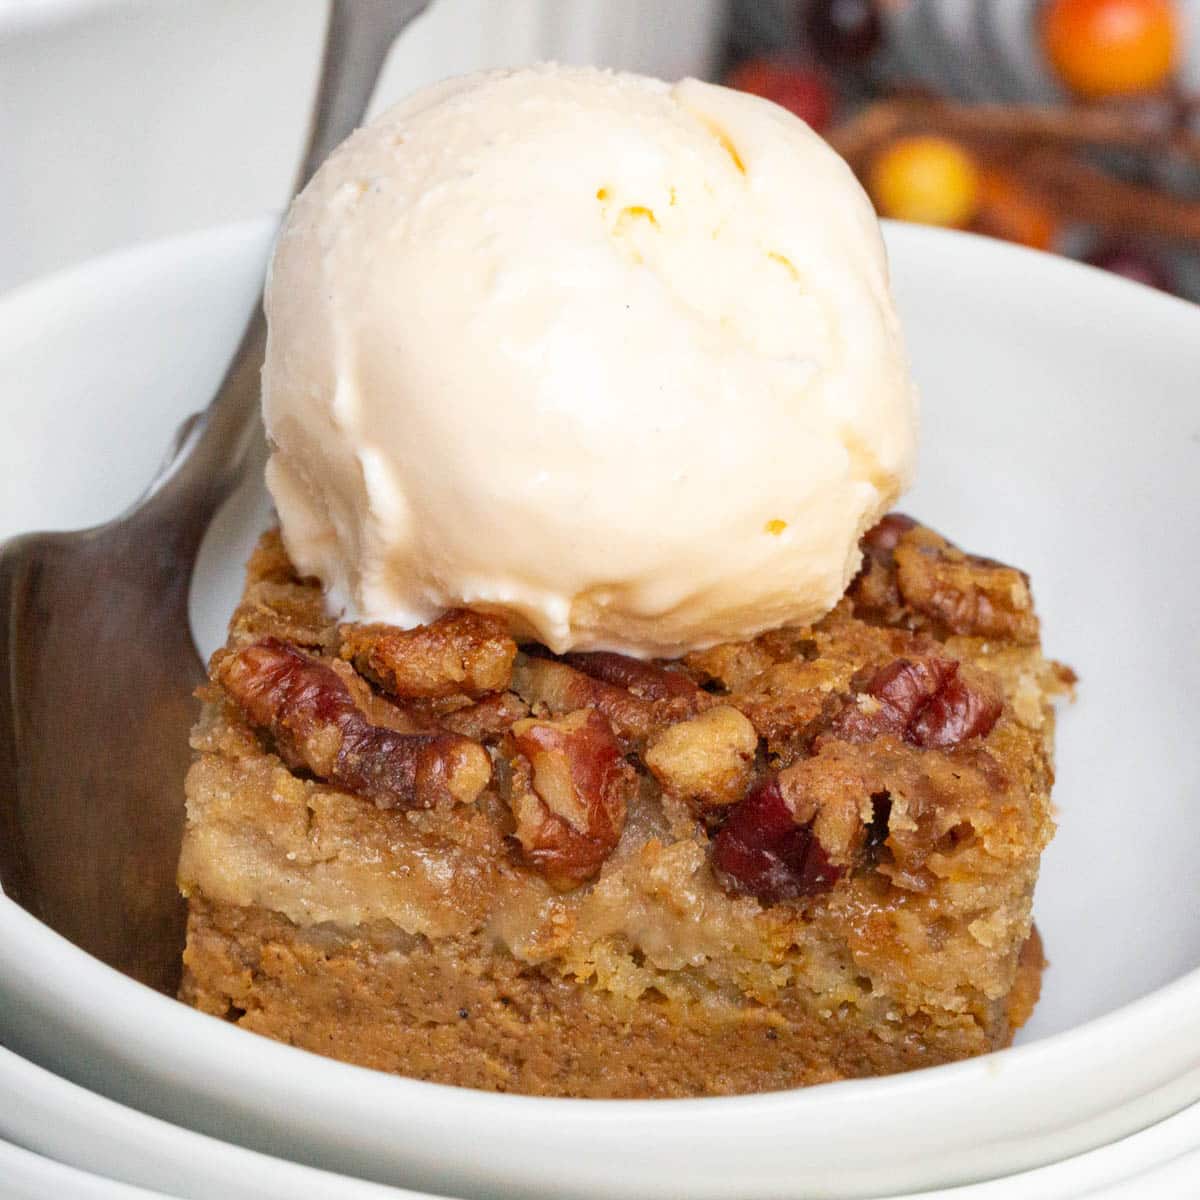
[804,0,883,66]
[712,777,841,903]
[725,57,836,131]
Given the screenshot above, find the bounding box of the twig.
[828,96,1200,168]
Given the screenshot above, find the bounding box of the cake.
[178,64,1070,1099]
[177,514,1071,1097]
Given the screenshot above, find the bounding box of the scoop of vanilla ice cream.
[263,65,917,657]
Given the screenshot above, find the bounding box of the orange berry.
[868,136,981,228]
[972,171,1058,251]
[1041,0,1179,98]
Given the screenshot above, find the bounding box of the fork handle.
[148,0,432,539]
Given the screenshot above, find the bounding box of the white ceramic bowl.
[4,1038,1200,1200]
[6,1044,1200,1200]
[0,219,1198,1200]
[0,1046,441,1200]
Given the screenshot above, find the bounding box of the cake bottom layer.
[181,897,1044,1098]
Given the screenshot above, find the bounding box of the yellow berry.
[869,136,981,228]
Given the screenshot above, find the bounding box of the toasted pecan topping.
[861,512,918,562]
[849,513,916,623]
[829,656,1003,749]
[339,610,517,700]
[560,651,701,701]
[852,515,1039,645]
[438,691,530,739]
[217,638,491,809]
[644,705,759,807]
[894,528,1039,644]
[791,737,1011,892]
[713,726,1013,904]
[504,710,634,890]
[910,671,1005,749]
[511,654,709,748]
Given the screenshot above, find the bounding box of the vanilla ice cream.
[263,65,917,657]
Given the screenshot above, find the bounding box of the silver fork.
[0,0,430,993]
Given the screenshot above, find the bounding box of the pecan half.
[711,776,842,904]
[504,710,633,889]
[218,638,491,809]
[828,656,1002,749]
[894,528,1039,644]
[339,610,516,700]
[511,654,708,748]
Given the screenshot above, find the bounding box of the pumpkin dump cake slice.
[178,515,1071,1098]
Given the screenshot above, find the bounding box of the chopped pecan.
[894,527,1039,644]
[644,705,759,807]
[504,710,634,889]
[828,656,1002,749]
[732,656,856,765]
[683,640,776,694]
[561,651,701,700]
[217,638,491,809]
[910,672,1004,748]
[848,512,916,623]
[851,516,1039,646]
[711,776,842,904]
[438,691,530,739]
[339,610,516,700]
[793,737,1012,892]
[862,512,918,563]
[510,653,708,748]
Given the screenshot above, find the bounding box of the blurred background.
[2,0,1197,300]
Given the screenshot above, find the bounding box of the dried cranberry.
[712,777,841,903]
